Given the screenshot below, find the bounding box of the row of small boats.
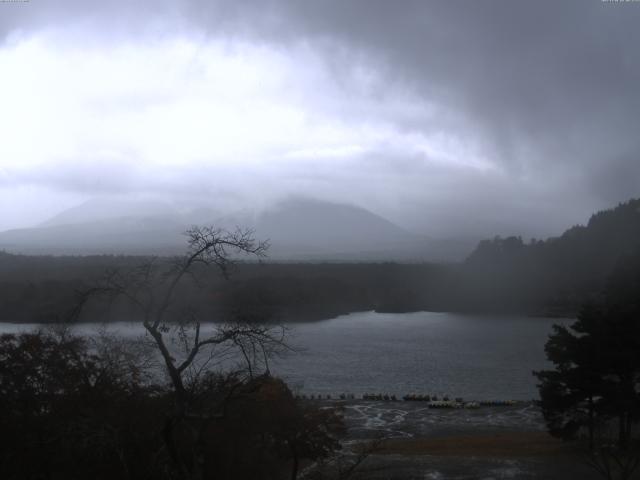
[428,401,480,409]
[403,395,516,406]
[294,393,518,407]
[403,394,464,402]
[421,399,518,409]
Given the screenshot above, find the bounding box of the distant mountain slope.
[0,196,469,261]
[216,197,431,260]
[0,217,187,255]
[39,197,179,227]
[258,197,412,247]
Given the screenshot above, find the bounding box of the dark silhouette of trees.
[534,251,640,479]
[75,227,275,391]
[198,375,345,480]
[0,329,167,480]
[459,198,640,314]
[0,329,345,480]
[0,253,443,324]
[70,226,345,480]
[534,302,608,448]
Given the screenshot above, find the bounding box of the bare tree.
[73,226,291,479]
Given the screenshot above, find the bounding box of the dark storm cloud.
[1,0,638,236]
[198,0,640,194]
[186,0,640,229]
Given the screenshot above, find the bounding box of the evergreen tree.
[534,251,640,450]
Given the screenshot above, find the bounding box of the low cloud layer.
[0,1,638,237]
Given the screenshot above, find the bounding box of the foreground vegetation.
[535,251,640,479]
[0,227,351,480]
[0,329,346,480]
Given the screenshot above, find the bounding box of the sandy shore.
[312,400,603,479]
[379,431,573,458]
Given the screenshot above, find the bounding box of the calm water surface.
[0,311,569,400]
[276,311,568,400]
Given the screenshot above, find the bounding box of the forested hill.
[453,198,640,314]
[1,199,639,323]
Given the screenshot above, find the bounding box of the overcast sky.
[0,0,638,238]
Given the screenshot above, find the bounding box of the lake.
[0,311,569,401]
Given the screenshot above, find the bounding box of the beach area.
[317,399,601,479]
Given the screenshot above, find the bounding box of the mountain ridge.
[0,196,470,261]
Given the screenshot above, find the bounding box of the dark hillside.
[454,199,640,314]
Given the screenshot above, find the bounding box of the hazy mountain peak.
[256,196,412,244]
[0,194,471,261]
[40,196,179,227]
